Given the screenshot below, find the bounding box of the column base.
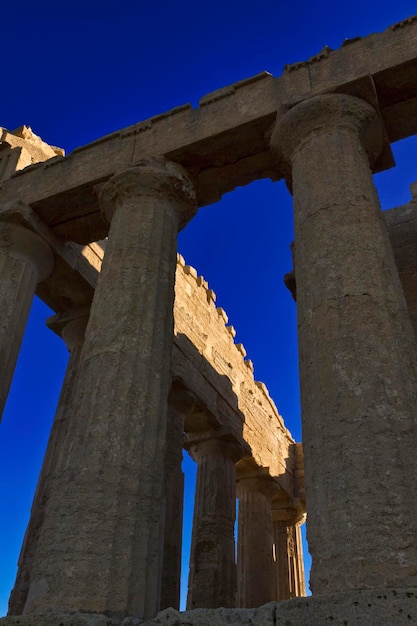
[3,590,417,625]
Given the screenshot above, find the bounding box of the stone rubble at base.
[2,590,417,625]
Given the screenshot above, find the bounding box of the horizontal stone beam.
[0,200,99,312]
[0,17,416,243]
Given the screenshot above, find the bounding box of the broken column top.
[0,125,64,158]
[0,125,64,183]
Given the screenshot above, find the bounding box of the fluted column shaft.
[160,385,196,611]
[237,477,274,608]
[186,437,241,610]
[23,160,196,621]
[271,94,417,593]
[273,520,290,601]
[293,523,306,597]
[8,307,89,615]
[272,517,306,601]
[0,220,53,419]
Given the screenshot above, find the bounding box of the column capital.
[272,498,306,525]
[0,211,54,283]
[0,200,55,283]
[270,94,384,189]
[98,158,197,229]
[185,428,248,464]
[168,381,197,416]
[236,470,279,499]
[46,305,90,352]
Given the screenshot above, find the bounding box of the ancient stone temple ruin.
[2,14,417,626]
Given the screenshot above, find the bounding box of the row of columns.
[184,431,305,610]
[2,92,417,620]
[152,386,306,612]
[1,200,304,619]
[272,502,306,601]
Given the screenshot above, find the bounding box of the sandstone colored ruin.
[2,14,417,626]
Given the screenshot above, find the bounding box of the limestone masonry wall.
[173,254,297,495]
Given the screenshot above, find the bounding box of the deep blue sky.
[1,1,417,616]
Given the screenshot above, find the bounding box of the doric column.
[8,307,90,615]
[0,213,54,419]
[160,383,196,611]
[22,159,196,621]
[272,504,306,601]
[186,431,245,610]
[293,522,306,598]
[236,473,275,608]
[273,520,290,600]
[271,94,417,594]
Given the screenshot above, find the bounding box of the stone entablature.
[0,17,416,243]
[173,254,299,500]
